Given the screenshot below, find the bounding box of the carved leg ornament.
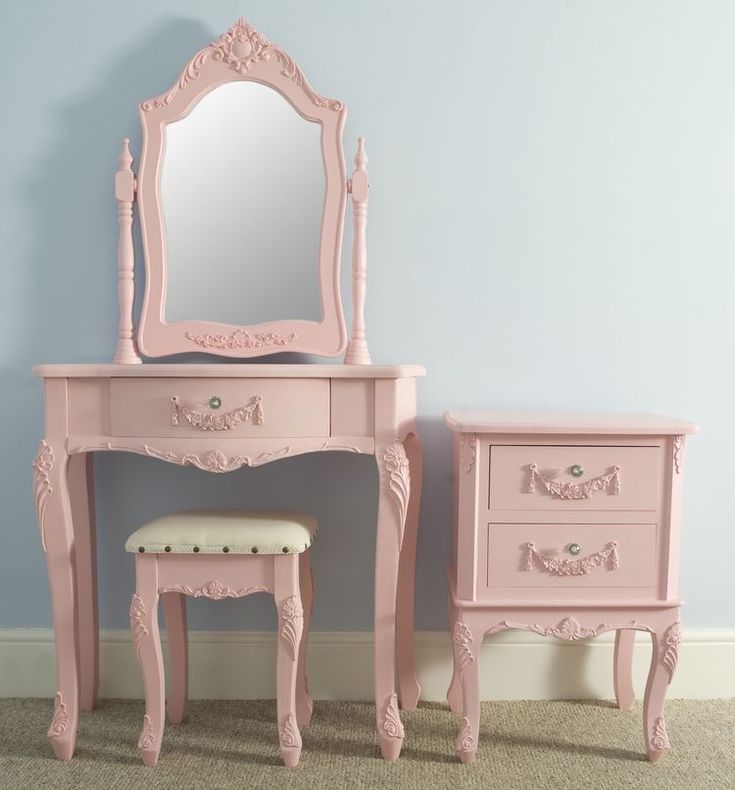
[452,620,480,763]
[643,617,679,763]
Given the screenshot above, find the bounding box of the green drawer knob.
[568,543,582,556]
[208,396,222,410]
[570,464,584,478]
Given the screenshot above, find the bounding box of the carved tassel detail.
[527,464,621,500]
[524,541,620,576]
[170,395,264,431]
[524,542,534,571]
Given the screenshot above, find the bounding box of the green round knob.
[208,396,222,410]
[568,543,582,556]
[570,464,584,478]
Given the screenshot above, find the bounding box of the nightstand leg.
[614,629,636,710]
[643,615,680,763]
[446,589,463,715]
[452,616,482,764]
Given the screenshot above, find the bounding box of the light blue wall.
[2,1,733,631]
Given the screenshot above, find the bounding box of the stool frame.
[130,549,314,767]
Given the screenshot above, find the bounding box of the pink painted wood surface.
[35,380,79,761]
[161,592,187,725]
[132,554,164,766]
[131,549,308,767]
[296,550,313,727]
[34,369,423,761]
[396,431,422,710]
[484,522,657,597]
[445,411,699,436]
[113,139,142,365]
[614,629,636,710]
[67,453,99,712]
[136,18,348,360]
[344,137,371,365]
[34,363,426,379]
[448,412,692,763]
[274,555,304,767]
[110,377,329,438]
[488,445,660,513]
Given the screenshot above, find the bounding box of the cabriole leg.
[132,555,164,767]
[275,555,303,768]
[35,441,79,761]
[374,441,410,760]
[446,588,463,715]
[162,592,188,725]
[397,432,423,710]
[643,616,680,763]
[614,629,636,711]
[68,452,99,713]
[453,616,482,764]
[295,550,314,727]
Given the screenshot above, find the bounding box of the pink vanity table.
[445,412,698,764]
[33,18,424,762]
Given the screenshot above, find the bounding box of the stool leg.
[162,592,188,725]
[614,629,636,711]
[132,554,164,767]
[296,550,314,727]
[275,555,303,768]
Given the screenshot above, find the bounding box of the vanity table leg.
[162,592,188,725]
[34,440,80,761]
[275,555,304,768]
[68,452,99,712]
[643,613,680,763]
[613,629,636,711]
[295,550,314,727]
[397,432,422,710]
[374,441,410,760]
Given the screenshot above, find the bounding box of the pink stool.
[125,509,316,768]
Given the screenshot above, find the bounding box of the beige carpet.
[1,698,733,789]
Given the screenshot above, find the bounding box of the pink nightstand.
[444,412,698,764]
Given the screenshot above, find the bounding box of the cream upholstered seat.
[125,510,317,556]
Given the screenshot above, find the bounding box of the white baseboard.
[1,628,733,700]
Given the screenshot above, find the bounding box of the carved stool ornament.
[126,509,316,767]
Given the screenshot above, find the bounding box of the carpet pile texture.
[1,698,733,789]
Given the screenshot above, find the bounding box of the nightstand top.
[444,411,699,436]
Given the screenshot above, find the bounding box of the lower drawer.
[484,522,658,598]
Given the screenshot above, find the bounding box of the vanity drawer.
[485,522,658,594]
[110,378,330,438]
[489,445,660,513]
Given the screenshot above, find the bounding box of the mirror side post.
[344,137,372,365]
[113,138,142,364]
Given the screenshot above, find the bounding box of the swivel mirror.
[132,18,349,358]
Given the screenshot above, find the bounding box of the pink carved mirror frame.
[134,18,348,359]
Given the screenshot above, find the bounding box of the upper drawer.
[110,378,330,438]
[489,445,660,512]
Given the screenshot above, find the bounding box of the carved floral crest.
[33,440,54,551]
[661,622,681,681]
[141,18,343,113]
[383,441,410,544]
[280,595,304,660]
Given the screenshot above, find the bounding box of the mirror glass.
[161,81,324,325]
